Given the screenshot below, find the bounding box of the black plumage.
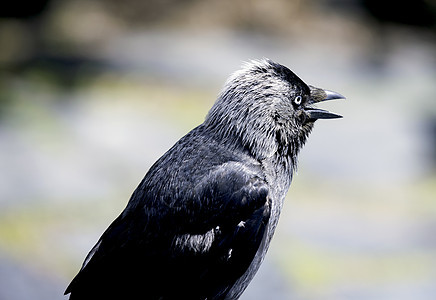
[65,59,344,300]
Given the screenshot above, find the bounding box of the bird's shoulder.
[144,124,257,180]
[134,124,268,214]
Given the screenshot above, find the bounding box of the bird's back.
[66,125,272,300]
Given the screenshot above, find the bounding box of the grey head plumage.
[204,58,344,167]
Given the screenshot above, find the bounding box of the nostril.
[295,110,307,124]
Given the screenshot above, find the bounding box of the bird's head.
[205,59,345,162]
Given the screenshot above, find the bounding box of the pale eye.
[294,95,302,105]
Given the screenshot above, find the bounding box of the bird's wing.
[65,161,271,299]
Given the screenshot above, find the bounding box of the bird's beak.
[305,89,345,120]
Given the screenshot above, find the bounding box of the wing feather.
[66,159,270,300]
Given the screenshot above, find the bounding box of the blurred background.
[1,0,436,299]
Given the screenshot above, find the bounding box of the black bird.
[65,59,344,300]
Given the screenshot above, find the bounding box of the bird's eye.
[294,95,302,106]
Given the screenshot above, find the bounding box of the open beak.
[305,89,345,121]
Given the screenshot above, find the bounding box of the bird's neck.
[201,122,297,185]
[261,151,295,195]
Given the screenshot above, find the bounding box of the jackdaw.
[65,59,344,300]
